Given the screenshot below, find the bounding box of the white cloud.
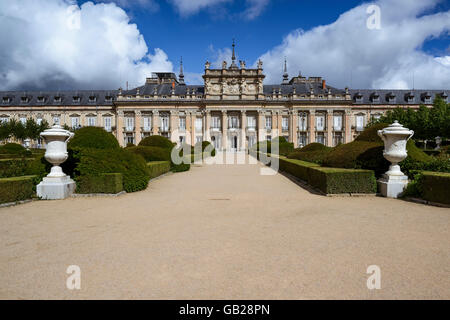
[93,0,159,11]
[0,0,173,90]
[257,0,450,89]
[242,0,269,20]
[168,0,269,19]
[168,0,231,16]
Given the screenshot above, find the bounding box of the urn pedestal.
[36,125,76,200]
[377,121,414,199]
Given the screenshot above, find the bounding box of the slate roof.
[0,84,448,106]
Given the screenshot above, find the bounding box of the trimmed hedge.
[252,137,294,156]
[287,143,332,165]
[172,163,191,172]
[278,157,376,194]
[76,173,123,194]
[0,175,36,204]
[147,161,171,179]
[0,157,49,179]
[72,148,150,193]
[421,171,450,205]
[68,127,120,150]
[139,135,175,149]
[126,146,171,162]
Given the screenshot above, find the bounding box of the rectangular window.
[53,116,60,126]
[20,117,27,125]
[196,136,202,143]
[298,115,307,131]
[87,117,96,126]
[0,117,9,123]
[160,116,169,132]
[316,132,325,145]
[298,133,307,147]
[104,117,112,132]
[333,115,343,131]
[282,117,289,131]
[229,116,239,129]
[334,133,343,146]
[71,117,80,129]
[195,118,203,131]
[126,117,134,131]
[179,117,186,131]
[211,116,220,129]
[247,116,256,129]
[143,117,151,131]
[356,115,365,131]
[316,115,325,131]
[265,116,272,130]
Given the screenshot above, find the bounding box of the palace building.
[1,43,448,150]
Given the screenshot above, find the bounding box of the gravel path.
[1,157,449,299]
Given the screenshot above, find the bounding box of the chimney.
[322,80,326,90]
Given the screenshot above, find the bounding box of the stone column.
[308,110,315,144]
[326,109,333,147]
[152,110,159,136]
[170,110,179,144]
[222,110,228,151]
[185,111,192,145]
[271,111,277,138]
[116,110,125,147]
[191,111,196,146]
[258,109,265,142]
[135,110,142,145]
[291,110,298,147]
[205,110,211,142]
[241,110,246,151]
[344,110,352,143]
[277,111,283,137]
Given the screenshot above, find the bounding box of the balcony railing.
[141,126,152,132]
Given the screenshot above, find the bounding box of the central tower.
[203,41,265,100]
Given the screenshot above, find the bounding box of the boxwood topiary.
[72,148,149,193]
[287,143,332,164]
[125,146,171,162]
[139,135,175,150]
[68,127,120,150]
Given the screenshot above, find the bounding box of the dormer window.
[2,97,10,104]
[405,93,414,103]
[21,96,29,103]
[89,96,96,103]
[370,93,380,103]
[441,92,448,102]
[197,95,202,99]
[162,95,167,99]
[354,93,363,103]
[37,96,45,103]
[73,96,80,103]
[105,95,112,102]
[422,92,432,103]
[54,96,61,103]
[386,93,396,103]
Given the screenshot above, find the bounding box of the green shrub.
[147,161,171,179]
[421,171,450,205]
[355,123,389,142]
[139,135,175,149]
[72,148,149,193]
[253,137,294,156]
[76,173,123,194]
[288,145,332,164]
[403,171,424,198]
[68,127,120,150]
[278,157,376,194]
[323,141,384,169]
[0,143,27,154]
[126,146,171,162]
[279,157,320,182]
[171,163,190,172]
[0,175,35,204]
[308,167,377,194]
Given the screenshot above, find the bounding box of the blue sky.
[1,0,449,90]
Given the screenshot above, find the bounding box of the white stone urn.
[377,121,414,176]
[377,121,414,198]
[435,136,442,150]
[37,125,76,200]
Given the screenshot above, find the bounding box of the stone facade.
[0,52,448,150]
